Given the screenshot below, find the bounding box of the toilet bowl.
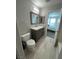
[26,39,35,51]
[20,33,35,51]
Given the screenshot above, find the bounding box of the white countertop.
[31,25,44,30]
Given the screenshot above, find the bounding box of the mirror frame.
[30,11,42,25]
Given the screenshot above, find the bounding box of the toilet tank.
[20,33,30,41]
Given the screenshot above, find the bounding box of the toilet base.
[27,46,35,52]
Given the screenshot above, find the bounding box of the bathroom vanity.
[30,11,45,42]
[31,26,44,42]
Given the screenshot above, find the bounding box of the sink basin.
[31,26,44,30]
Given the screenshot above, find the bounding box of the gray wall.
[16,0,40,35]
[16,25,26,59]
[57,18,62,43]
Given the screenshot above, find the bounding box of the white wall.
[16,0,41,35]
[40,3,62,16]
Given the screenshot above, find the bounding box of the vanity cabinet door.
[31,28,44,42]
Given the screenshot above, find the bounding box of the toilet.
[20,33,35,51]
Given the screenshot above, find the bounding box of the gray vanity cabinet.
[31,28,44,42]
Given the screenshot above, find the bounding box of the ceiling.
[31,0,62,8]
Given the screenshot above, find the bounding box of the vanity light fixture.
[32,6,39,14]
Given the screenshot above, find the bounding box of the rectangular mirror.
[30,11,42,25]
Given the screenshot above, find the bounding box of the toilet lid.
[26,39,35,46]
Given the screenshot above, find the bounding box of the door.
[48,11,61,31]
